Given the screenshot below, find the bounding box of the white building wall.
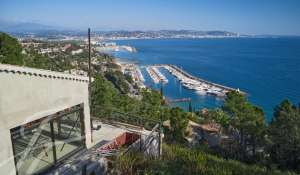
[0,64,92,175]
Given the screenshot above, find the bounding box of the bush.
[111,144,296,175]
[0,32,24,65]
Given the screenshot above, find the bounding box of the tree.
[138,89,162,120]
[208,108,231,129]
[222,91,266,160]
[105,70,130,94]
[91,74,118,117]
[267,100,300,172]
[24,49,51,69]
[222,91,249,148]
[124,73,133,84]
[168,107,188,143]
[242,105,266,157]
[0,32,24,65]
[188,101,192,112]
[112,94,139,114]
[0,32,72,71]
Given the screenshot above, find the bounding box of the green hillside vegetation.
[0,32,24,65]
[105,70,130,94]
[0,32,62,70]
[91,73,164,129]
[267,100,300,171]
[0,32,114,72]
[111,144,295,175]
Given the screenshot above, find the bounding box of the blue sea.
[113,38,300,121]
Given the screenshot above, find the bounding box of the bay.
[113,38,300,121]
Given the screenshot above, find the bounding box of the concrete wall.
[0,64,92,175]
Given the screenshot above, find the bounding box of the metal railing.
[92,109,161,130]
[91,110,163,157]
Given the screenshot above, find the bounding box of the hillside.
[110,144,295,175]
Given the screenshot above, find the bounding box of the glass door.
[52,109,85,161]
[11,104,85,175]
[11,118,55,175]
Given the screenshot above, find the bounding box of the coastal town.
[9,30,245,42]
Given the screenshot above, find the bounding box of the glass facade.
[11,119,54,175]
[10,105,85,175]
[53,110,84,160]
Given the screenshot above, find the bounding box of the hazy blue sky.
[1,0,300,35]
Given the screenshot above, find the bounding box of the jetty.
[121,63,145,88]
[167,98,192,103]
[154,64,245,97]
[137,67,145,82]
[146,66,168,84]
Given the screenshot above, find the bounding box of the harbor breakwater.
[153,64,246,97]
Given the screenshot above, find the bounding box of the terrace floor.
[46,121,148,175]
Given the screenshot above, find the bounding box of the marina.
[153,64,245,97]
[146,66,168,84]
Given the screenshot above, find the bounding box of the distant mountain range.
[0,19,62,33]
[0,20,246,38]
[1,20,299,38]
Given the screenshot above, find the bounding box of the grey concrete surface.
[0,64,91,175]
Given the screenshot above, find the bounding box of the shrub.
[112,144,296,175]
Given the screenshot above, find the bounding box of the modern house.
[0,64,161,175]
[0,64,91,175]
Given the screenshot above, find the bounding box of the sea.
[112,38,300,121]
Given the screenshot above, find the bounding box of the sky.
[1,0,300,35]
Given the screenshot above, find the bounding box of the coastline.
[107,36,250,41]
[112,38,300,120]
[115,57,139,65]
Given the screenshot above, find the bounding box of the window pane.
[53,110,84,160]
[10,105,85,175]
[11,120,54,175]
